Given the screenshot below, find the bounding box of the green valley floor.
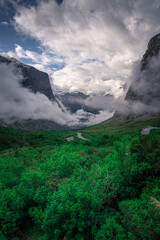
[0,116,160,239]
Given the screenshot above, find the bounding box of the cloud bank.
[116,53,160,116]
[0,59,113,126]
[0,61,77,125]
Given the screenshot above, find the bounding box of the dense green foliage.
[0,117,160,239]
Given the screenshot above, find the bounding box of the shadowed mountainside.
[125,34,160,112]
[0,55,68,130]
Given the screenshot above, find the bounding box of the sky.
[0,61,79,125]
[0,58,114,125]
[1,0,160,97]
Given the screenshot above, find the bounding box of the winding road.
[141,125,159,135]
[77,132,89,140]
[66,133,89,142]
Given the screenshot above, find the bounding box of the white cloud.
[0,51,21,61]
[0,61,78,125]
[0,59,115,126]
[75,109,114,126]
[14,44,64,73]
[116,54,160,116]
[1,21,9,26]
[50,61,124,96]
[13,0,160,95]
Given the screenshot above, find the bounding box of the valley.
[0,116,160,239]
[0,2,160,239]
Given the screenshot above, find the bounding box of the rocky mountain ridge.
[0,55,67,130]
[0,55,55,101]
[116,33,160,118]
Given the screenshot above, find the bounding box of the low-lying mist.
[0,61,114,127]
[0,62,78,126]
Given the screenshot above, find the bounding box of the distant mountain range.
[55,91,111,115]
[55,91,89,113]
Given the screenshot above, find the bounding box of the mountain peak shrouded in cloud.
[0,54,77,128]
[115,33,160,117]
[148,33,160,49]
[0,54,56,101]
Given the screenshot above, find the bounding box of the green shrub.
[119,193,160,239]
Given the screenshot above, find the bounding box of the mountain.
[116,33,160,118]
[55,91,89,113]
[55,91,114,115]
[125,34,160,104]
[0,55,55,101]
[0,55,67,130]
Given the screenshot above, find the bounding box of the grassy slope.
[1,116,160,147]
[83,116,160,136]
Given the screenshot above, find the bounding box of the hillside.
[0,116,160,239]
[83,116,160,135]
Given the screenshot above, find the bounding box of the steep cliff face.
[0,55,55,101]
[0,55,67,130]
[125,34,160,105]
[116,34,160,118]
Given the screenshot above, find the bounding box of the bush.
[119,193,160,239]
